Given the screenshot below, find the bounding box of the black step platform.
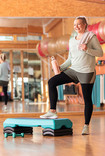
[3,126,33,137]
[42,127,73,136]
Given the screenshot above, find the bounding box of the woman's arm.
[60,51,71,71]
[85,35,103,57]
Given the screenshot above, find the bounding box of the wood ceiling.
[0,0,105,17]
[77,0,105,4]
[0,18,54,28]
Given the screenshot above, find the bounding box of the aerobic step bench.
[3,126,33,138]
[3,118,73,138]
[42,127,73,136]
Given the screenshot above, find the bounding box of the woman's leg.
[48,72,76,110]
[81,83,94,125]
[3,85,8,105]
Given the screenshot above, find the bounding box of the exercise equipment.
[98,21,105,41]
[3,118,73,138]
[3,126,33,138]
[40,37,52,56]
[42,127,73,136]
[88,21,105,44]
[92,22,103,43]
[56,34,70,53]
[47,38,57,56]
[3,127,32,138]
[63,84,77,95]
[38,43,46,57]
[37,34,70,58]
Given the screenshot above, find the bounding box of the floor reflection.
[0,100,105,114]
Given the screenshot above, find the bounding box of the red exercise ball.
[38,43,46,57]
[56,34,70,54]
[98,21,105,41]
[88,22,103,43]
[47,38,57,56]
[88,24,95,31]
[40,37,52,56]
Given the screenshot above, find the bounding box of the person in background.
[40,16,103,135]
[0,53,10,112]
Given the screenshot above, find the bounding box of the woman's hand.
[79,44,87,51]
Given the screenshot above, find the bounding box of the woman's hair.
[75,16,88,29]
[0,53,6,61]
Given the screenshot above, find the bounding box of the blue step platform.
[3,118,73,138]
[3,118,72,130]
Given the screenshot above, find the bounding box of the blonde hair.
[75,16,88,29]
[0,53,6,61]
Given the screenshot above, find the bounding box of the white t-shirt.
[60,35,103,73]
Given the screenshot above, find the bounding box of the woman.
[40,16,103,135]
[0,53,10,112]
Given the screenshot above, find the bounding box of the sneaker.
[40,111,58,119]
[82,125,89,135]
[2,105,7,112]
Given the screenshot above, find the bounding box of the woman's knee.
[48,76,57,87]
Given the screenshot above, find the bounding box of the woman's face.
[74,19,86,34]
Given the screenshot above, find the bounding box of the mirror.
[0,17,105,114]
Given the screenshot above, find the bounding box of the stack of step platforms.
[43,126,73,136]
[3,126,33,138]
[3,118,73,138]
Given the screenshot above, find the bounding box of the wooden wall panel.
[48,18,74,39]
[0,26,43,35]
[28,25,43,34]
[0,27,27,35]
[45,19,62,34]
[88,17,105,25]
[0,0,105,17]
[63,18,75,35]
[48,20,63,38]
[0,42,38,49]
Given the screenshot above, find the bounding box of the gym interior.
[0,0,105,156]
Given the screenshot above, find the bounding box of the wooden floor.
[0,101,105,156]
[0,115,105,156]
